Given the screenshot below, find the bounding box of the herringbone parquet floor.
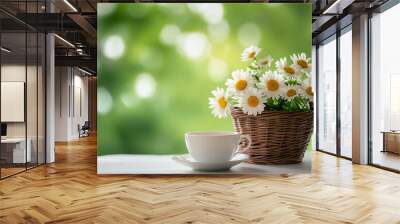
[1,135,400,224]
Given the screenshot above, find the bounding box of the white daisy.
[301,79,314,101]
[282,84,300,101]
[241,45,261,61]
[238,88,265,116]
[258,55,273,68]
[275,57,298,76]
[259,71,284,98]
[226,69,254,94]
[209,87,230,118]
[290,53,311,73]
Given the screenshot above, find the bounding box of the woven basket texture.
[231,107,313,164]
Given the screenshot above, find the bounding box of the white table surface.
[97,150,311,175]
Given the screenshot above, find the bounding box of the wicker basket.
[231,107,313,164]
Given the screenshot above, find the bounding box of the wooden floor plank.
[0,134,400,223]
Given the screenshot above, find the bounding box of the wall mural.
[97,3,311,156]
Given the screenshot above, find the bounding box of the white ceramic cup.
[185,131,252,163]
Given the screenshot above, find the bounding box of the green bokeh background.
[98,3,311,155]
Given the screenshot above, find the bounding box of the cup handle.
[234,134,252,155]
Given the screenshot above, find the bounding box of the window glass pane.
[318,37,337,154]
[340,29,352,158]
[1,30,28,177]
[371,3,400,171]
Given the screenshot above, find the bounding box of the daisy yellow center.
[284,66,295,75]
[247,96,259,107]
[261,59,269,65]
[266,80,279,91]
[217,97,228,108]
[287,89,297,97]
[297,59,308,69]
[235,80,247,91]
[248,51,256,59]
[306,86,313,96]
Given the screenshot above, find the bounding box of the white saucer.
[172,153,249,171]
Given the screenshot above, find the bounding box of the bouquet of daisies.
[209,45,314,118]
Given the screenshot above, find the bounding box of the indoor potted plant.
[209,46,314,164]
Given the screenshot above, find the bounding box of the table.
[381,131,400,154]
[1,138,31,164]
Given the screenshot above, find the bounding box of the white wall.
[55,67,89,141]
[55,66,69,141]
[1,65,25,81]
[72,73,89,138]
[1,82,25,122]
